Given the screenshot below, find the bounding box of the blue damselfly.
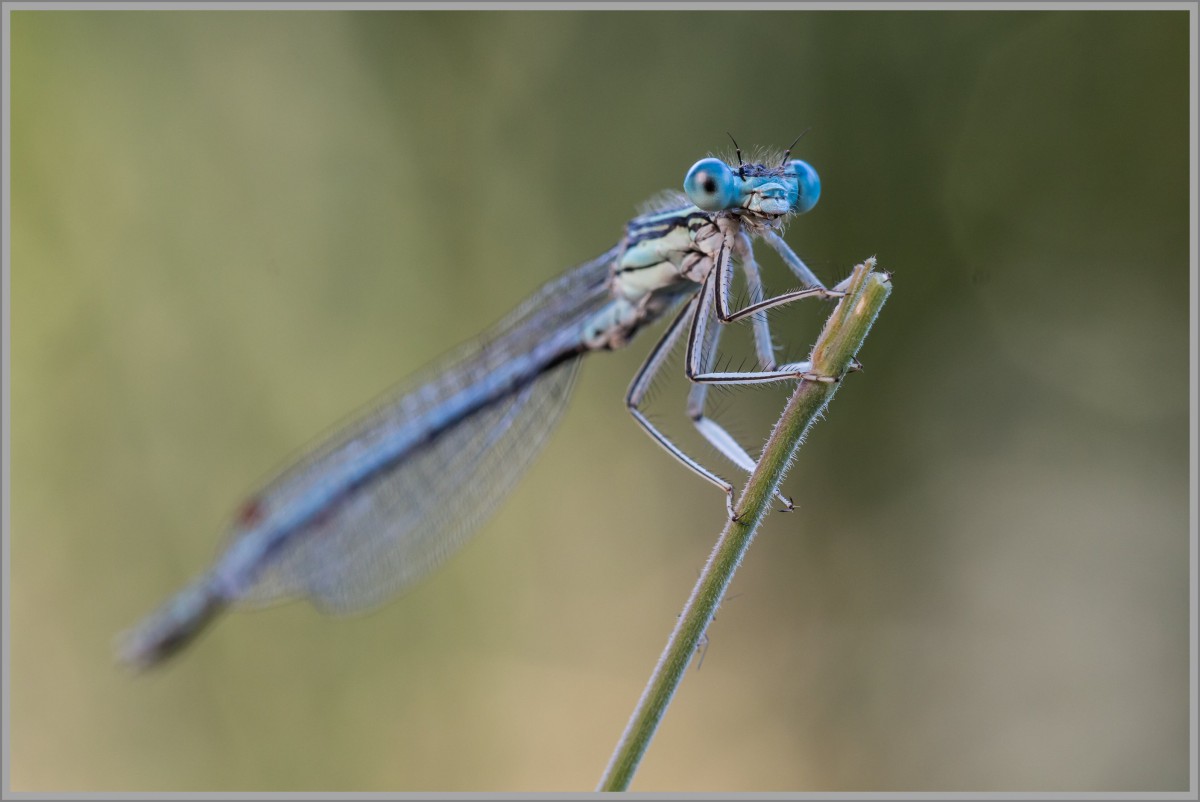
[118,140,845,669]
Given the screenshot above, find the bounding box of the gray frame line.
[0,2,1195,800]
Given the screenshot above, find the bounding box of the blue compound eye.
[787,160,821,215]
[684,158,739,212]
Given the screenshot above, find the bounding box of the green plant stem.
[597,258,892,792]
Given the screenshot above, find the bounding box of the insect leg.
[690,267,841,386]
[734,231,778,370]
[686,291,792,510]
[626,295,737,518]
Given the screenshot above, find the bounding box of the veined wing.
[227,245,620,612]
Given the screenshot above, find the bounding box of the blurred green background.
[8,9,1191,793]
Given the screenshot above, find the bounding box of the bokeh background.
[8,9,1192,793]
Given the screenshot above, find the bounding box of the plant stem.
[597,258,892,792]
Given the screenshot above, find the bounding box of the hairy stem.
[597,258,892,792]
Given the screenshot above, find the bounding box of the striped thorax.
[581,151,821,352]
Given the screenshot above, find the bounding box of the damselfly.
[118,140,846,669]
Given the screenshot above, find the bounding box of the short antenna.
[780,128,812,165]
[726,131,745,179]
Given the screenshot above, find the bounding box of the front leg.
[688,269,842,387]
[714,235,843,328]
[760,228,825,291]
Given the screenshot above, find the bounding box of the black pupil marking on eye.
[702,176,716,194]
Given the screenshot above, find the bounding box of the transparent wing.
[226,246,619,614]
[244,358,579,614]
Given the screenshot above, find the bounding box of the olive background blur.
[8,9,1191,793]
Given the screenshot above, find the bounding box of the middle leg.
[686,292,793,510]
[689,267,843,387]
